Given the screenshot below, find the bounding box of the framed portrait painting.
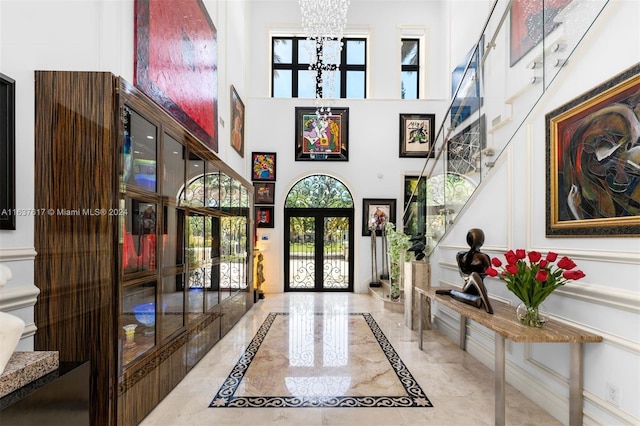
[135,0,218,152]
[251,152,276,182]
[399,113,436,158]
[254,182,275,204]
[0,73,15,230]
[362,198,396,236]
[509,0,571,66]
[230,85,244,157]
[255,206,274,228]
[546,64,640,237]
[295,107,349,161]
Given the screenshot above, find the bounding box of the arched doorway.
[284,175,354,292]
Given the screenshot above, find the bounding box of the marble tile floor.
[139,293,561,426]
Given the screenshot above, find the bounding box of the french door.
[284,208,354,291]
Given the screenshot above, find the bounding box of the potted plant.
[384,222,411,300]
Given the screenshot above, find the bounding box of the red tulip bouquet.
[485,249,585,326]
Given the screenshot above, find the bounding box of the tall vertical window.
[401,39,419,99]
[272,37,366,99]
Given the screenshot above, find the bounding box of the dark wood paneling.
[34,71,118,426]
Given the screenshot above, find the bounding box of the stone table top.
[0,351,59,398]
[416,287,603,343]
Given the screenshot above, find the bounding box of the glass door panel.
[160,274,184,340]
[322,216,349,290]
[288,216,316,290]
[123,107,157,192]
[122,198,157,274]
[163,134,185,202]
[187,213,205,322]
[121,281,156,368]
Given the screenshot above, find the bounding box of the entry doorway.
[283,175,354,292]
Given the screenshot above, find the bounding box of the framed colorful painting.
[0,73,15,230]
[255,206,274,228]
[546,64,640,237]
[399,113,436,158]
[447,115,486,176]
[135,0,218,152]
[251,152,276,182]
[230,85,244,158]
[295,107,349,161]
[509,0,571,66]
[451,37,483,128]
[362,198,396,237]
[254,182,275,205]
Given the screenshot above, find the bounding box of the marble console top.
[0,351,59,398]
[417,287,603,343]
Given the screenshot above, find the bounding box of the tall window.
[401,39,419,99]
[272,37,366,99]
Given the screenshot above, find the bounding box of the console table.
[415,287,602,426]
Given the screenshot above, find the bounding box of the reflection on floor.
[140,293,561,426]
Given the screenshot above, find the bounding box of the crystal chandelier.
[298,0,350,118]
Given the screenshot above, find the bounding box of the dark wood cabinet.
[34,71,254,425]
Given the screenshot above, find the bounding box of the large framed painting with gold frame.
[546,64,640,237]
[135,0,218,152]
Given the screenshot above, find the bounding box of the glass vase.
[516,302,548,327]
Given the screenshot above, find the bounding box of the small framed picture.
[254,182,275,204]
[230,85,244,158]
[251,152,276,181]
[399,113,435,158]
[255,206,274,228]
[362,198,396,236]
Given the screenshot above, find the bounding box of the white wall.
[246,0,466,294]
[432,1,640,424]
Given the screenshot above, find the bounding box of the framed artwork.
[447,115,486,176]
[255,206,274,228]
[135,0,218,152]
[546,64,640,237]
[451,37,483,128]
[251,152,276,182]
[230,85,244,158]
[295,107,349,161]
[254,182,275,204]
[399,114,436,158]
[509,0,571,66]
[362,198,396,237]
[0,73,15,230]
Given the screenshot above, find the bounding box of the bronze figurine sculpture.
[437,228,494,314]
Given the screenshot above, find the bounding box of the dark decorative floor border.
[210,312,432,408]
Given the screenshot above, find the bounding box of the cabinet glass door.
[123,107,157,193]
[121,281,157,368]
[122,198,158,274]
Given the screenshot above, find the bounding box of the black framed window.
[401,39,419,99]
[272,36,366,99]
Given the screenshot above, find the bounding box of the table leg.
[459,315,467,350]
[418,292,423,351]
[495,334,505,426]
[569,342,583,426]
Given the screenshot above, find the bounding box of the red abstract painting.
[510,0,571,66]
[135,0,218,152]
